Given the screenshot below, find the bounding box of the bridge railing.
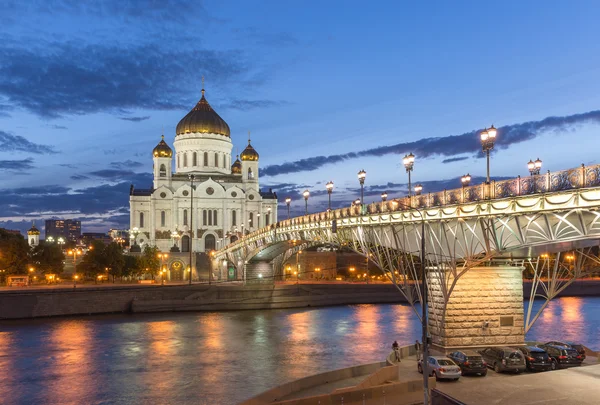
[219,163,600,253]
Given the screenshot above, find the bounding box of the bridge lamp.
[285,197,292,219]
[303,190,310,215]
[414,184,423,196]
[402,153,415,196]
[528,158,542,176]
[461,174,471,187]
[354,198,361,206]
[357,170,367,205]
[480,125,497,184]
[381,192,388,202]
[326,181,334,210]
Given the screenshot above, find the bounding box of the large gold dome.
[176,89,230,137]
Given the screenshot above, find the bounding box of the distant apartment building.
[45,219,81,241]
[80,232,112,246]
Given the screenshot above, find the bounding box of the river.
[1,296,599,405]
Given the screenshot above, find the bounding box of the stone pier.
[245,261,275,284]
[428,265,525,349]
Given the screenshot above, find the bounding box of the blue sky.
[1,1,600,234]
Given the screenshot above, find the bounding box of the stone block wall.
[245,261,274,284]
[428,265,525,348]
[283,251,337,280]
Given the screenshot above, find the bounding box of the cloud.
[0,131,58,154]
[0,41,254,118]
[442,156,469,164]
[119,116,150,122]
[0,157,34,171]
[70,174,89,180]
[262,110,600,177]
[48,124,68,130]
[110,160,144,169]
[220,99,290,111]
[88,169,137,180]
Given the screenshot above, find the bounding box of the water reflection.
[0,297,598,404]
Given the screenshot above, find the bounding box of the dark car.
[478,347,526,373]
[544,341,586,360]
[538,344,583,369]
[448,350,488,376]
[515,346,552,372]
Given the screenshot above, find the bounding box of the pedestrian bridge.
[215,163,600,275]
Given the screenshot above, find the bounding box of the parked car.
[478,347,526,373]
[544,341,586,360]
[538,344,583,369]
[447,350,488,376]
[515,346,552,372]
[418,356,461,381]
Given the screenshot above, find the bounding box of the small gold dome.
[176,89,230,137]
[28,223,40,235]
[153,135,173,158]
[240,140,259,161]
[231,155,242,174]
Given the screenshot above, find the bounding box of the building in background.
[80,232,112,246]
[45,219,81,241]
[27,223,40,247]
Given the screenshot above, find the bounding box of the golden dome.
[231,155,242,174]
[28,223,40,235]
[153,135,173,158]
[240,140,259,161]
[176,89,230,137]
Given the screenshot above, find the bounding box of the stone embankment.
[0,279,599,320]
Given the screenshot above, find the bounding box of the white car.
[418,356,462,381]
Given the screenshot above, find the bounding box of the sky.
[1,0,600,235]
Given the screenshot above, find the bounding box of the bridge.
[212,163,600,348]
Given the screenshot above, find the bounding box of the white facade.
[129,89,277,254]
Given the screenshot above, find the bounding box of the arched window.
[139,212,144,228]
[205,234,216,251]
[213,210,217,226]
[161,211,166,227]
[184,153,188,167]
[193,152,197,166]
[214,153,218,167]
[208,209,213,226]
[249,212,254,228]
[177,155,180,168]
[183,209,188,226]
[159,164,166,177]
[181,235,190,252]
[203,210,207,226]
[204,152,208,166]
[30,238,35,245]
[266,213,270,226]
[222,155,226,168]
[248,168,254,179]
[232,210,237,226]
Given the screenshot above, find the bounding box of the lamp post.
[461,173,471,187]
[480,125,497,184]
[285,197,291,219]
[57,237,65,251]
[303,190,310,215]
[129,227,140,251]
[171,230,180,251]
[381,192,388,202]
[68,249,82,287]
[402,153,415,196]
[528,158,542,193]
[157,253,168,285]
[414,184,423,196]
[47,236,54,243]
[357,169,366,207]
[326,181,334,211]
[188,174,195,285]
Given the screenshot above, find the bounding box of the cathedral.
[129,85,278,259]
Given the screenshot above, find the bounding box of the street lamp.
[381,192,388,202]
[171,230,180,251]
[402,153,415,196]
[357,170,366,206]
[57,237,65,250]
[461,173,471,187]
[528,158,542,176]
[326,181,334,211]
[285,197,292,219]
[480,125,497,184]
[47,236,54,243]
[68,249,82,287]
[188,173,195,285]
[157,253,168,284]
[414,184,423,196]
[303,190,310,215]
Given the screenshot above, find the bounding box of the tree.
[123,254,141,279]
[0,229,30,275]
[30,242,65,274]
[139,245,160,279]
[78,240,108,279]
[104,242,125,282]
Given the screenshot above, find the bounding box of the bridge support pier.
[245,261,275,285]
[428,265,525,350]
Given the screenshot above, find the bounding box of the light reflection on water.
[0,297,598,404]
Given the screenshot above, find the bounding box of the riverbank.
[1,279,599,319]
